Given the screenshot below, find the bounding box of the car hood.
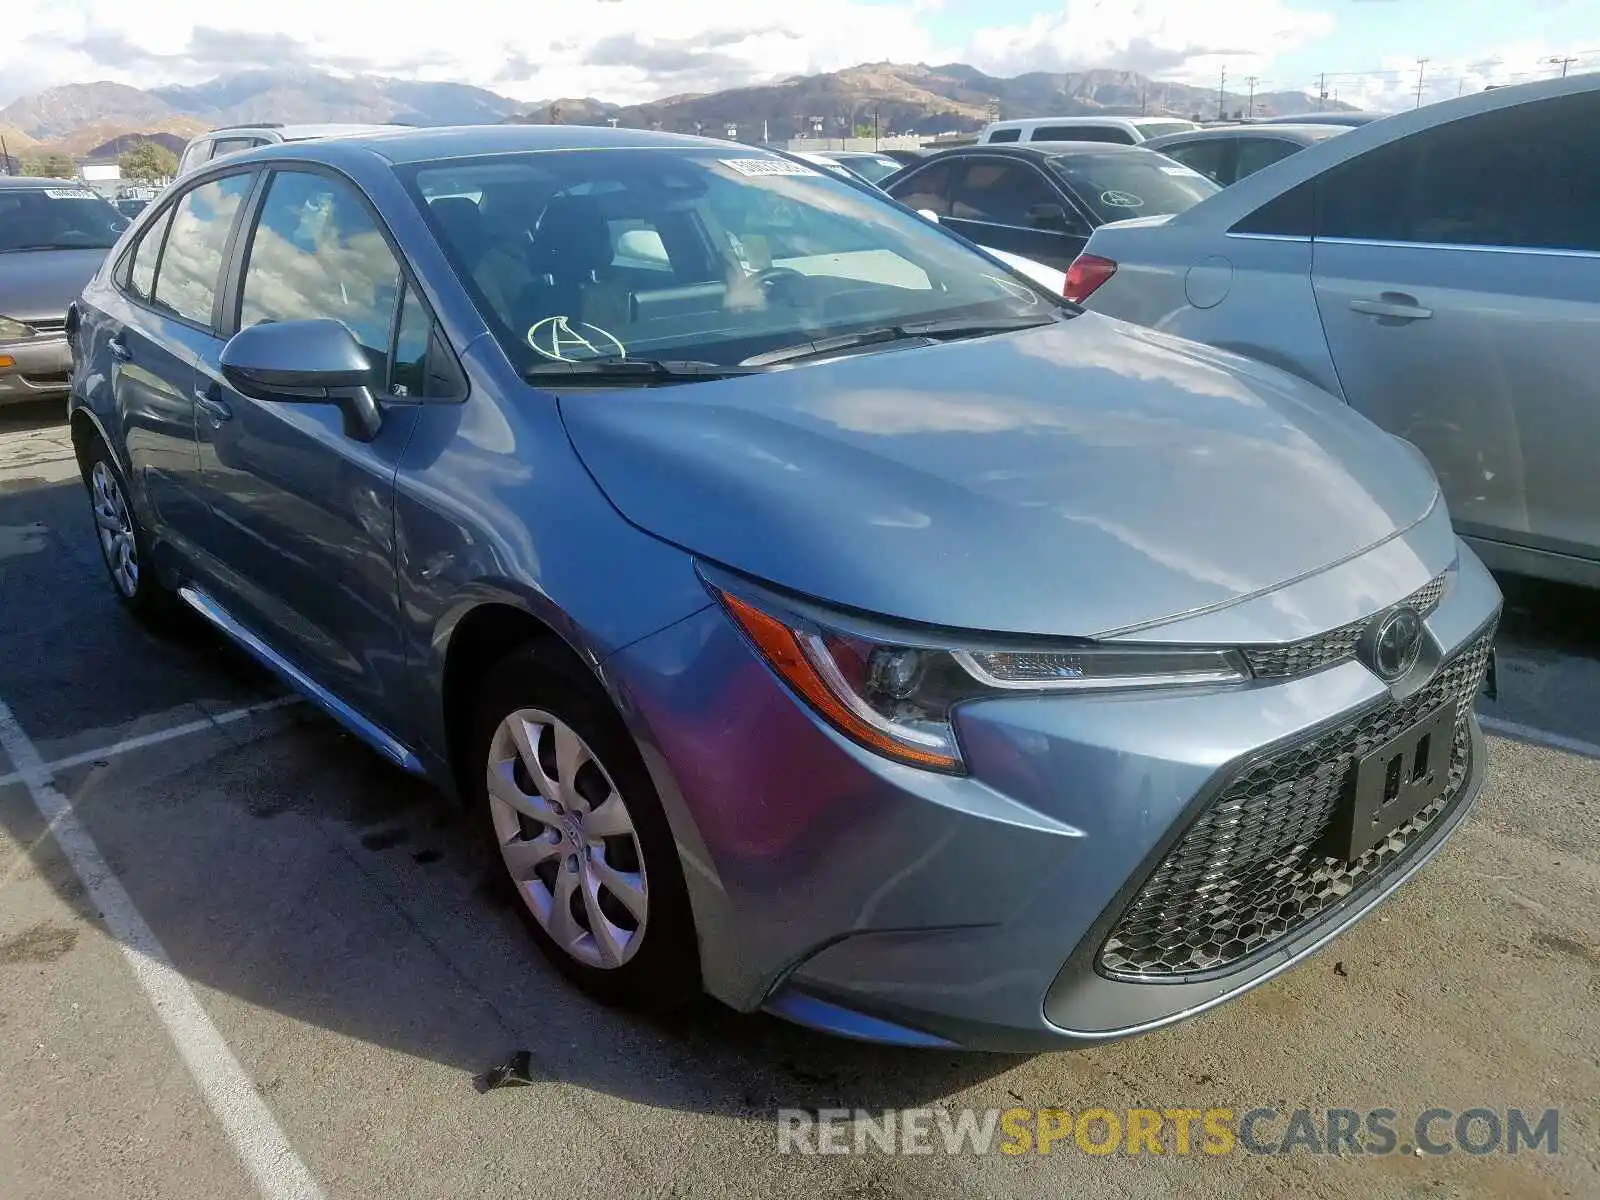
[559,315,1440,638]
[0,248,109,324]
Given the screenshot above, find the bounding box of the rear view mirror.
[220,318,384,442]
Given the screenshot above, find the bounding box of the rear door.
[944,155,1090,270]
[1310,90,1600,562]
[190,165,433,731]
[98,171,255,560]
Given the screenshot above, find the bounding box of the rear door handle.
[1349,294,1433,321]
[194,382,232,424]
[107,334,132,361]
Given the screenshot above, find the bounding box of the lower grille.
[1098,628,1494,979]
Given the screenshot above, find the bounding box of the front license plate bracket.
[1333,704,1457,862]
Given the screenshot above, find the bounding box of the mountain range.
[0,63,1349,159]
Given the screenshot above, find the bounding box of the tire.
[81,435,177,625]
[470,643,700,1008]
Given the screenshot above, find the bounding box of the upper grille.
[1098,628,1493,980]
[1243,574,1448,680]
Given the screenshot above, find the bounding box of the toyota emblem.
[1366,606,1425,682]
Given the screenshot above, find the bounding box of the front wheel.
[471,645,700,1008]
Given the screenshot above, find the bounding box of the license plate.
[1334,704,1456,861]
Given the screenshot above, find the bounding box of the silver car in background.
[1072,74,1600,588]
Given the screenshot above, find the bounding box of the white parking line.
[1480,714,1600,761]
[0,696,299,790]
[0,700,324,1200]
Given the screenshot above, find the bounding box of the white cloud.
[1325,43,1598,111]
[965,0,1335,84]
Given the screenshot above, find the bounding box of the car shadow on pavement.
[0,468,1019,1118]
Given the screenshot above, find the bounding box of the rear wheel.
[82,436,176,624]
[471,645,699,1007]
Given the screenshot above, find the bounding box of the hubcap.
[90,461,138,597]
[487,709,648,969]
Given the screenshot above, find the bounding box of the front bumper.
[605,535,1502,1052]
[0,333,71,404]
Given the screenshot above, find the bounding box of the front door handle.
[107,334,132,361]
[194,383,232,424]
[1349,294,1433,321]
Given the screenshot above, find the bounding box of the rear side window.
[238,170,402,377]
[127,205,175,301]
[1231,179,1316,237]
[208,138,261,162]
[152,174,254,327]
[986,128,1022,143]
[953,160,1059,225]
[1236,137,1301,179]
[1159,139,1231,184]
[1319,92,1600,251]
[1035,126,1133,145]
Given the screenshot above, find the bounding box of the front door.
[1310,89,1600,564]
[190,166,424,730]
[944,156,1089,271]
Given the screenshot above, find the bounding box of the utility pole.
[1547,55,1578,77]
[1140,85,1147,116]
[1217,65,1228,122]
[1414,58,1429,108]
[0,136,9,176]
[1245,76,1258,118]
[1317,72,1327,111]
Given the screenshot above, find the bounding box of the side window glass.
[888,161,960,216]
[239,170,402,377]
[1404,93,1600,251]
[151,174,253,327]
[1235,138,1300,179]
[128,205,175,301]
[390,284,432,397]
[1231,178,1316,237]
[208,138,258,162]
[1317,135,1414,242]
[987,129,1021,143]
[954,161,1057,225]
[1161,141,1230,184]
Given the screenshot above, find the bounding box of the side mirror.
[916,208,942,224]
[1026,202,1076,232]
[221,318,383,442]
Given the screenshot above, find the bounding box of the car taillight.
[1064,254,1117,303]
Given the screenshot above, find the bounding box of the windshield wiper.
[521,358,762,385]
[0,243,109,253]
[739,315,1060,368]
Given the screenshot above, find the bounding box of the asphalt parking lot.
[2,396,1598,1199]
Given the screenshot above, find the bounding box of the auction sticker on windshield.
[44,189,100,200]
[721,158,820,177]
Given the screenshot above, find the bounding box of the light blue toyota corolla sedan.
[65,125,1501,1051]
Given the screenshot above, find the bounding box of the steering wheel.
[751,266,809,303]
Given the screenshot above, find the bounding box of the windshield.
[402,148,1057,370]
[833,154,903,184]
[1046,151,1219,223]
[0,186,130,251]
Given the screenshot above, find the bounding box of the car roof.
[0,176,84,189]
[1143,124,1347,148]
[925,141,1148,160]
[203,123,409,140]
[243,123,747,165]
[985,116,1181,130]
[1159,71,1600,232]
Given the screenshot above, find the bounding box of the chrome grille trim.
[1243,573,1448,680]
[1098,626,1493,980]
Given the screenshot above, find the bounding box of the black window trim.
[223,160,468,404]
[112,165,262,337]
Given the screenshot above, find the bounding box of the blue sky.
[3,0,1596,111]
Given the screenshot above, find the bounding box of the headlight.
[710,576,1249,773]
[0,316,36,343]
